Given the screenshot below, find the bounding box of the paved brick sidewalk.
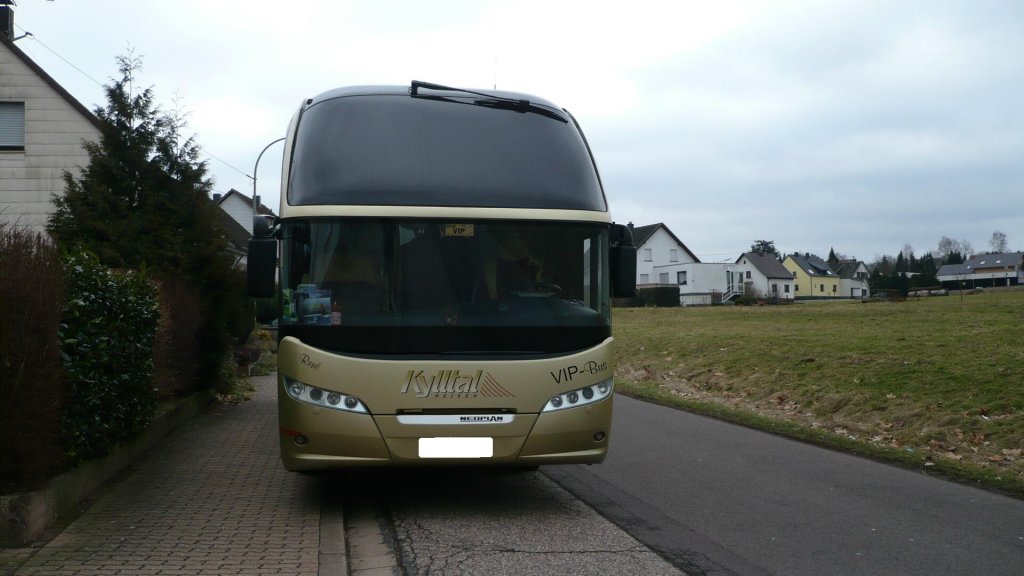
[12,375,323,576]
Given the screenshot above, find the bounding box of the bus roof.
[286,84,607,213]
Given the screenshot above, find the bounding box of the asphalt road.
[545,394,1024,576]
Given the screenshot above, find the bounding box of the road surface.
[545,394,1024,576]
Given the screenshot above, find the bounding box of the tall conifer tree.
[49,54,247,387]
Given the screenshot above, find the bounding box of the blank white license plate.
[418,437,493,458]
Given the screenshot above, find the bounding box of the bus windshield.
[279,219,611,355]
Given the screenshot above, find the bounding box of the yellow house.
[783,253,840,298]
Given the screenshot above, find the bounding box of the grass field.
[612,288,1024,495]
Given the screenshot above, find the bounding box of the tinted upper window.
[287,93,606,211]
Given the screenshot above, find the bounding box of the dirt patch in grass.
[614,289,1024,496]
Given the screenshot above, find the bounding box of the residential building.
[213,188,276,269]
[735,252,795,300]
[937,252,1023,289]
[0,11,101,233]
[832,259,871,298]
[783,253,840,298]
[631,222,742,305]
[215,188,275,234]
[631,222,699,286]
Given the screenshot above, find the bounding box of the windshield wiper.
[410,80,568,123]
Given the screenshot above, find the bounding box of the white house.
[0,13,101,234]
[658,261,745,305]
[213,188,276,269]
[631,222,698,285]
[735,252,795,300]
[631,222,742,305]
[833,260,871,298]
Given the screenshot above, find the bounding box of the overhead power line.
[15,23,103,87]
[13,25,258,186]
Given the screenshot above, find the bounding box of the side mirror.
[247,239,277,298]
[609,224,637,298]
[247,215,278,298]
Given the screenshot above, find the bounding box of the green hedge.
[616,286,681,307]
[60,251,160,463]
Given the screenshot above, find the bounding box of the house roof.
[0,31,102,131]
[832,260,867,280]
[217,188,276,217]
[964,252,1023,270]
[737,252,792,279]
[787,253,836,277]
[630,222,701,263]
[936,263,969,277]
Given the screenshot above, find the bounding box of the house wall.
[635,227,697,285]
[0,43,99,233]
[735,258,794,300]
[744,273,795,299]
[653,262,743,305]
[839,279,869,298]
[783,258,839,298]
[220,193,256,234]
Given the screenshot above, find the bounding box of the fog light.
[288,382,304,396]
[582,387,594,400]
[344,396,359,409]
[309,388,323,402]
[327,393,341,405]
[294,435,309,446]
[567,391,579,404]
[594,432,606,442]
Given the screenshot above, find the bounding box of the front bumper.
[279,390,612,470]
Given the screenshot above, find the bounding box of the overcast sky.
[10,0,1022,262]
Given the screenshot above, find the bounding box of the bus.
[248,81,636,470]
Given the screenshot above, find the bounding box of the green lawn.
[612,289,1024,495]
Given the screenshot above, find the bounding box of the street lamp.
[252,137,286,225]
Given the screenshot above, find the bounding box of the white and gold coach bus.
[248,81,636,470]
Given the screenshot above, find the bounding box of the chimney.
[212,193,223,203]
[0,1,14,39]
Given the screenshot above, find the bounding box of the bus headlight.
[542,378,613,412]
[283,377,368,413]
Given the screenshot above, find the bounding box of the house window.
[745,270,751,279]
[795,284,799,291]
[832,284,837,293]
[784,284,790,293]
[677,271,687,285]
[820,284,824,293]
[669,248,679,262]
[772,284,778,293]
[643,248,652,262]
[659,272,669,284]
[0,102,26,151]
[639,273,649,284]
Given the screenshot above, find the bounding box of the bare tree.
[989,230,1008,253]
[936,236,961,257]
